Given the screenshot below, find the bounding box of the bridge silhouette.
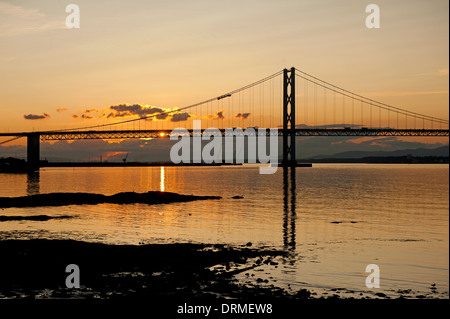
[1,67,448,170]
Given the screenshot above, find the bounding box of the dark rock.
[0,191,222,208]
[295,289,311,299]
[0,215,73,222]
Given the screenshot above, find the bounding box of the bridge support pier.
[282,67,296,166]
[27,133,40,171]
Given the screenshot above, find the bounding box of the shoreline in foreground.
[0,239,289,300]
[0,239,445,302]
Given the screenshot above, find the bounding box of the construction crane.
[123,152,129,163]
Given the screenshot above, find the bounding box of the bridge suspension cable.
[295,69,449,127]
[48,70,284,133]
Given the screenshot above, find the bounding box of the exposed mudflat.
[0,191,221,208]
[0,239,444,304]
[0,239,291,300]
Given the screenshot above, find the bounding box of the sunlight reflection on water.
[0,164,448,298]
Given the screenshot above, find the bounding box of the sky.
[0,0,448,160]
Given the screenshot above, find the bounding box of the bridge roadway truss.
[1,128,449,142]
[27,128,449,141]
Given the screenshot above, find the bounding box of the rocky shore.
[0,191,221,208]
[0,239,446,318]
[0,239,290,300]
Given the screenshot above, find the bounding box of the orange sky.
[0,0,448,147]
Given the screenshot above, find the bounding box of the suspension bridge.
[0,67,448,170]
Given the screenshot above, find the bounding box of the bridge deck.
[1,128,449,141]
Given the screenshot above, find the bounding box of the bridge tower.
[282,67,296,166]
[27,133,40,171]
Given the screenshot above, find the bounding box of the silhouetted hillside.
[309,145,449,159]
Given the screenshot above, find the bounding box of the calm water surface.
[0,164,448,298]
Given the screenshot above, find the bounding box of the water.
[0,164,448,298]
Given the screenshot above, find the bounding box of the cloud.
[23,139,179,163]
[235,113,251,119]
[56,108,68,113]
[414,68,450,77]
[105,104,166,119]
[71,103,181,121]
[217,111,225,119]
[0,2,64,37]
[207,110,226,120]
[24,113,50,120]
[156,113,169,120]
[171,112,191,122]
[71,104,174,120]
[72,113,94,119]
[0,2,43,18]
[70,103,197,124]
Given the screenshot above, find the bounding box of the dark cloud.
[108,104,165,119]
[156,113,169,120]
[217,111,225,120]
[235,113,251,119]
[70,104,167,121]
[207,110,226,120]
[171,112,191,122]
[24,113,50,120]
[72,113,93,120]
[72,108,101,120]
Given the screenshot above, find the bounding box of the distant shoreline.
[300,156,449,164]
[39,156,449,167]
[1,157,448,172]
